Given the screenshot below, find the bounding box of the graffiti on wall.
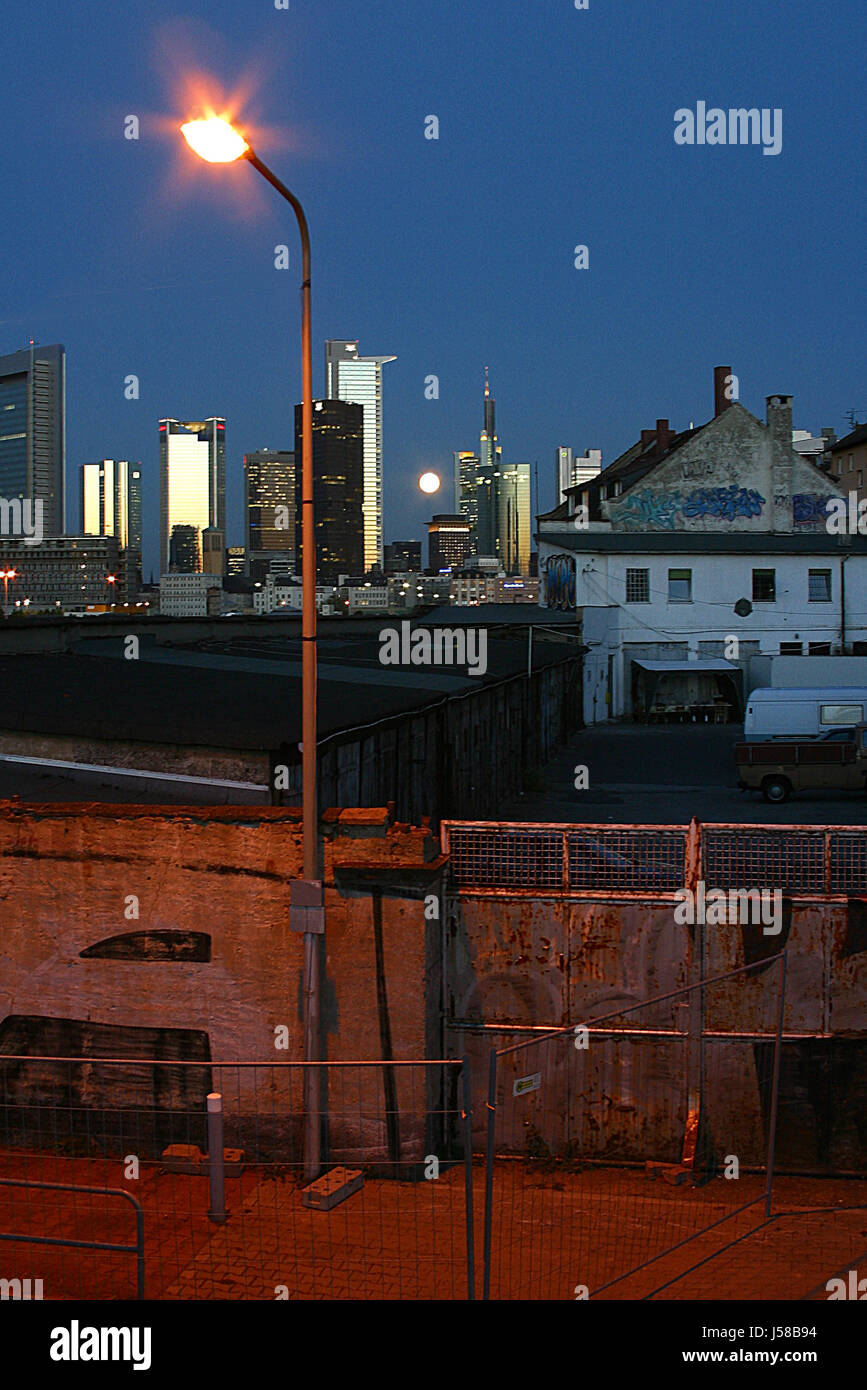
[546,553,576,610]
[614,485,766,530]
[793,493,836,527]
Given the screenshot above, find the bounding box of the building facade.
[830,423,867,506]
[325,340,396,571]
[80,459,142,599]
[159,418,226,574]
[428,514,472,571]
[539,369,867,722]
[0,342,66,536]
[0,535,122,613]
[244,449,295,576]
[294,399,364,580]
[159,572,223,617]
[384,540,421,574]
[556,446,602,503]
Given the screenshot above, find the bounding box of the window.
[820,703,863,725]
[625,568,650,603]
[752,569,776,602]
[808,642,832,655]
[668,568,692,602]
[780,642,803,655]
[808,569,832,602]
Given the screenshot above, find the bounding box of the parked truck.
[735,725,867,801]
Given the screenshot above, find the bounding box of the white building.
[325,341,396,572]
[159,572,223,617]
[556,446,602,504]
[253,576,335,614]
[539,369,867,724]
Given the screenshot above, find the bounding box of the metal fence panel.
[482,958,787,1300]
[0,1058,474,1301]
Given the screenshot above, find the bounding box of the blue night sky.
[3,0,864,576]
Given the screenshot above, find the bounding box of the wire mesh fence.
[0,1058,474,1300]
[443,821,867,895]
[481,957,788,1300]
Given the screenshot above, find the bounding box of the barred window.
[808,569,831,602]
[625,568,649,603]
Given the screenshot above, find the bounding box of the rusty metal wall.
[442,820,867,1170]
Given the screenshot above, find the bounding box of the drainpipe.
[840,555,848,653]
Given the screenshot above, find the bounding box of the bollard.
[206,1092,227,1224]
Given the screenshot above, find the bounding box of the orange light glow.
[181,116,249,163]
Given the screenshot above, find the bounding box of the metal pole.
[245,149,321,1181]
[206,1092,226,1223]
[764,952,788,1218]
[461,1055,476,1301]
[482,1048,497,1301]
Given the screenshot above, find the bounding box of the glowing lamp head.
[181,117,249,164]
[418,472,441,495]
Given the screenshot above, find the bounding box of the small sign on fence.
[513,1072,542,1098]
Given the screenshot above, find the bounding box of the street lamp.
[106,573,117,609]
[0,568,17,619]
[181,113,321,1179]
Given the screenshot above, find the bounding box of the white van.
[744,686,867,741]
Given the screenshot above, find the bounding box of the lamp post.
[181,116,321,1179]
[106,573,117,610]
[0,568,17,619]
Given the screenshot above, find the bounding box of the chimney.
[640,429,655,450]
[767,394,794,533]
[714,365,733,417]
[656,419,672,454]
[766,393,793,449]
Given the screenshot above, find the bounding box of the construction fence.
[2,958,867,1301]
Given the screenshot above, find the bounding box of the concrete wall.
[0,803,444,1159]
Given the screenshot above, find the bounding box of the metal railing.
[442,820,867,895]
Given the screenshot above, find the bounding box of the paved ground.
[504,724,867,825]
[2,1150,866,1301]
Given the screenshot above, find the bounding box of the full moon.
[418,471,441,494]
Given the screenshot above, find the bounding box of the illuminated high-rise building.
[295,399,364,580]
[0,342,66,535]
[244,449,295,573]
[453,451,479,525]
[324,340,396,571]
[159,418,226,574]
[80,458,142,597]
[496,461,531,575]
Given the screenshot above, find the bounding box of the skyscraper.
[80,459,143,597]
[556,446,602,503]
[496,462,531,575]
[325,340,396,571]
[159,418,226,574]
[244,449,295,576]
[428,514,472,572]
[454,372,530,573]
[295,399,364,580]
[453,451,479,525]
[0,342,66,535]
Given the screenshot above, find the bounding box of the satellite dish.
[734,598,752,617]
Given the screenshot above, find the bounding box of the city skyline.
[3,0,862,583]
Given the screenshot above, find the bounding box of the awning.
[631,659,739,673]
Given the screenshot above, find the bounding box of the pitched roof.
[831,423,867,452]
